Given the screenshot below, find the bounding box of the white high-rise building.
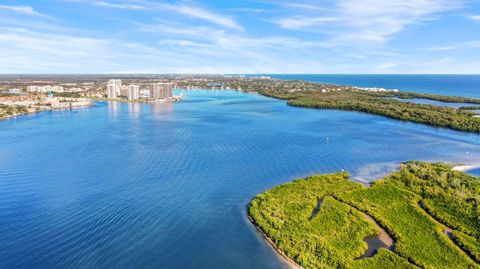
[127,85,140,100]
[107,79,122,99]
[150,83,173,100]
[108,79,122,88]
[107,85,117,99]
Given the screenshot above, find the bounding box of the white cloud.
[94,1,145,10]
[0,27,188,73]
[424,46,456,51]
[0,5,49,17]
[274,16,340,29]
[139,21,225,38]
[165,4,242,30]
[467,15,480,21]
[86,0,242,30]
[226,8,266,14]
[140,21,325,51]
[0,25,326,74]
[273,0,460,44]
[281,3,329,11]
[375,63,398,69]
[424,40,480,51]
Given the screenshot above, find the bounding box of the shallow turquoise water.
[0,89,479,269]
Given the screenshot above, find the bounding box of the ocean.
[257,74,480,98]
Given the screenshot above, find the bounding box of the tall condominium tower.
[127,85,140,100]
[150,83,173,100]
[107,79,122,99]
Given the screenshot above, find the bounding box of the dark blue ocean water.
[469,168,480,176]
[1,89,479,269]
[262,74,480,98]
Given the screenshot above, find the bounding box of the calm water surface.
[469,168,480,176]
[1,90,480,269]
[387,97,480,109]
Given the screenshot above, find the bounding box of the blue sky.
[0,0,480,74]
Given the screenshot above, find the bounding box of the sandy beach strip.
[452,164,480,172]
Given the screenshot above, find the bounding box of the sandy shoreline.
[452,164,480,172]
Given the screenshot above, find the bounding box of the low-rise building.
[139,89,150,98]
[27,85,64,93]
[8,88,22,94]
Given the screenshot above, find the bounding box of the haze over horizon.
[1,0,480,74]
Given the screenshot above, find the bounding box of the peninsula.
[249,161,480,269]
[177,76,480,133]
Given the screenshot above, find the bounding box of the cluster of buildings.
[23,84,90,94]
[355,87,400,93]
[7,88,22,94]
[27,85,64,93]
[0,95,91,109]
[106,79,175,101]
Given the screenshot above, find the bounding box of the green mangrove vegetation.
[377,91,480,104]
[258,89,480,133]
[249,162,480,268]
[452,231,480,262]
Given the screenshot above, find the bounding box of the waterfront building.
[107,84,117,99]
[127,85,140,100]
[107,79,122,99]
[151,82,173,100]
[139,89,150,98]
[119,86,128,97]
[27,85,64,93]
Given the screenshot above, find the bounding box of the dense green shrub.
[249,162,479,268]
[259,89,480,132]
[452,231,480,263]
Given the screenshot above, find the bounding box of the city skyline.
[0,0,480,74]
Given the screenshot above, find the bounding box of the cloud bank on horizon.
[0,0,479,74]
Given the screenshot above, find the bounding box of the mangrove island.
[249,161,480,269]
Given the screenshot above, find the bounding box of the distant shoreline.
[0,104,91,121]
[452,164,480,173]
